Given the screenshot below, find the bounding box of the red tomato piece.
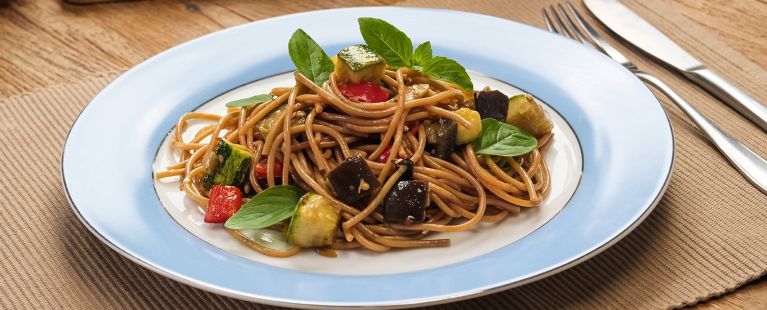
[339,82,388,103]
[205,185,243,223]
[378,145,392,163]
[254,159,283,180]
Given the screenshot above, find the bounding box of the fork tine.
[565,1,635,68]
[565,2,605,53]
[557,3,587,44]
[542,8,557,33]
[549,5,574,39]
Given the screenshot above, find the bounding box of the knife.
[583,0,767,132]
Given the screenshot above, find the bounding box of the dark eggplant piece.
[383,180,430,224]
[325,155,381,204]
[394,158,413,182]
[424,118,457,160]
[475,89,509,121]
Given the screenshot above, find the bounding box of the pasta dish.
[155,18,554,258]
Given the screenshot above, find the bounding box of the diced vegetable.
[338,81,389,103]
[254,159,283,180]
[475,89,509,121]
[383,180,430,224]
[332,44,386,83]
[378,145,392,163]
[285,193,340,247]
[257,105,286,136]
[325,155,381,204]
[256,104,308,136]
[205,185,243,223]
[424,118,457,159]
[454,108,482,144]
[203,139,253,190]
[506,94,553,137]
[394,158,414,182]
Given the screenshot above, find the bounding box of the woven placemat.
[1,0,766,309]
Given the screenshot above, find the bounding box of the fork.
[543,2,767,195]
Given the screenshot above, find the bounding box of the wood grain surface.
[1,0,765,308]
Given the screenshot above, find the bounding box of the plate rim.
[60,6,675,309]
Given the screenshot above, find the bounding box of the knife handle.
[635,72,767,195]
[683,67,767,132]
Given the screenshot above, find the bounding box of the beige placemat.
[1,0,766,309]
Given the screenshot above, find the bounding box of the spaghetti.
[154,21,555,258]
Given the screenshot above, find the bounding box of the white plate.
[63,7,673,308]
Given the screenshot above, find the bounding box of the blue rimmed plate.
[62,7,673,309]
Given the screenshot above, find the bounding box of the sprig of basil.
[288,29,334,86]
[473,118,537,157]
[225,94,273,108]
[421,56,473,91]
[358,17,413,68]
[224,185,305,229]
[357,18,472,90]
[412,41,432,69]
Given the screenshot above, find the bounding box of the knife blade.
[583,0,767,132]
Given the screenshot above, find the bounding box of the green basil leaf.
[224,94,273,108]
[224,185,305,230]
[421,56,473,91]
[412,41,433,66]
[288,29,334,86]
[473,118,537,157]
[358,17,413,68]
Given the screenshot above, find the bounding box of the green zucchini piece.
[256,104,308,136]
[506,94,553,137]
[332,45,386,83]
[285,193,340,247]
[203,139,253,190]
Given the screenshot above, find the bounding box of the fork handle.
[683,67,767,133]
[635,72,767,195]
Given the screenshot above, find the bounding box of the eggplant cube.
[383,180,430,224]
[475,90,509,121]
[424,118,457,160]
[325,155,381,204]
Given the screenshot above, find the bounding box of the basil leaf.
[358,17,413,68]
[474,118,537,157]
[224,185,305,230]
[412,41,433,67]
[224,94,273,108]
[288,29,334,86]
[421,56,473,91]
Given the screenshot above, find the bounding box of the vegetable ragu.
[155,17,556,258]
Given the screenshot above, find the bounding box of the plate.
[62,7,673,309]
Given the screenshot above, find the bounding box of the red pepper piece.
[205,185,243,223]
[254,159,283,180]
[339,82,389,103]
[408,123,419,136]
[378,145,392,163]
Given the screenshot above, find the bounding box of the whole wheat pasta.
[155,66,554,258]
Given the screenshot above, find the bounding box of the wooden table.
[1,0,765,308]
